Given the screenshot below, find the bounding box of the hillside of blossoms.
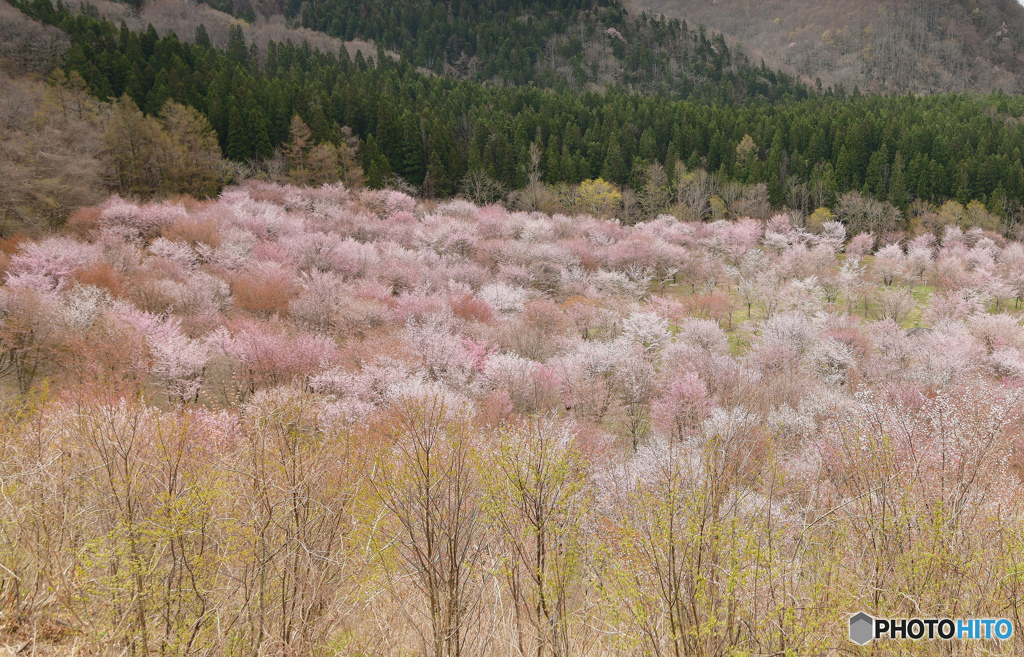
[3,181,1024,655]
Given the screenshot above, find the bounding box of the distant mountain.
[170,0,809,103]
[633,0,1024,94]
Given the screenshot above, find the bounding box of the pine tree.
[889,151,908,209]
[375,96,398,164]
[194,24,211,49]
[265,41,278,75]
[864,145,889,199]
[226,24,248,68]
[930,161,947,200]
[362,134,388,189]
[601,137,625,185]
[916,159,933,201]
[906,154,924,200]
[836,145,854,190]
[225,106,250,161]
[1009,161,1024,199]
[491,132,515,185]
[249,108,272,159]
[766,130,786,206]
[306,143,340,185]
[545,135,561,183]
[271,94,291,146]
[954,161,971,205]
[424,149,448,198]
[397,111,425,185]
[639,127,658,162]
[125,63,145,107]
[561,144,577,182]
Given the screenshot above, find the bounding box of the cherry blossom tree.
[872,243,905,287]
[614,343,657,450]
[5,237,103,293]
[651,371,712,441]
[846,232,875,258]
[876,287,915,324]
[213,321,338,396]
[0,288,62,393]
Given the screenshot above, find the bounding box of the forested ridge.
[194,0,805,98]
[278,0,805,99]
[11,0,1024,231]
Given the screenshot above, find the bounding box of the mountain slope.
[634,0,1024,94]
[166,0,807,102]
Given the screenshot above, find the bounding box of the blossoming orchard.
[3,181,1024,655]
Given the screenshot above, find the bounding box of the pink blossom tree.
[213,321,339,397]
[651,372,711,441]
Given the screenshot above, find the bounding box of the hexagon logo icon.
[849,612,874,645]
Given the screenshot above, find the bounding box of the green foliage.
[17,0,1024,210]
[225,105,249,160]
[269,0,804,103]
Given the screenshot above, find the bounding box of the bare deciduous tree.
[482,417,590,657]
[371,398,487,657]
